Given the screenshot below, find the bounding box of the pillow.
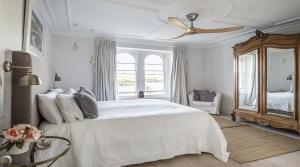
[199,91,216,102]
[49,88,64,94]
[56,94,84,123]
[74,91,98,119]
[194,90,209,101]
[37,92,63,124]
[79,87,96,99]
[66,88,77,95]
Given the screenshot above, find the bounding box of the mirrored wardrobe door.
[266,48,296,118]
[238,49,259,111]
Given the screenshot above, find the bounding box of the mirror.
[266,48,295,117]
[238,49,258,111]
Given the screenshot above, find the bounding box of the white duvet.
[36,99,229,167]
[267,92,294,112]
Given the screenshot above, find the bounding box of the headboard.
[11,51,44,127]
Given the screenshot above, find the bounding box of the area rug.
[212,116,242,128]
[214,117,300,163]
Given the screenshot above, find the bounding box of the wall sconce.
[89,56,96,64]
[72,42,79,52]
[2,61,41,86]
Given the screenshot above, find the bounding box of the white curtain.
[170,47,188,105]
[94,40,116,101]
[240,54,257,105]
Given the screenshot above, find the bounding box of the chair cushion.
[193,101,214,106]
[194,90,216,102]
[194,90,209,101]
[199,91,216,102]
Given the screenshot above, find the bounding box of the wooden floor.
[128,151,300,167]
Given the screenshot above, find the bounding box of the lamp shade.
[19,73,42,86]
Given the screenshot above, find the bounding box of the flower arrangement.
[0,124,42,152]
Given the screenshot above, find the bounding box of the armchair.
[188,91,222,115]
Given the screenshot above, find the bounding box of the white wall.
[0,0,55,129]
[52,36,95,90]
[0,0,25,129]
[51,35,207,98]
[187,47,207,93]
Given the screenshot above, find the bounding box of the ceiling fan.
[168,13,244,39]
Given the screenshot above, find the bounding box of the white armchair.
[188,92,222,115]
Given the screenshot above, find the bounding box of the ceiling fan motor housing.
[186,13,199,22]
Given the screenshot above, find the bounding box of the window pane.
[145,55,163,64]
[145,64,163,71]
[117,53,136,96]
[117,73,136,93]
[117,63,135,71]
[145,75,164,91]
[117,53,135,63]
[144,55,164,94]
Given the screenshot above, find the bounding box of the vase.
[8,142,31,165]
[8,142,30,155]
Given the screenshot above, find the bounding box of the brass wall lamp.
[3,61,41,86]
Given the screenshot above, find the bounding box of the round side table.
[0,136,71,167]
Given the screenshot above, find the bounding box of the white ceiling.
[42,0,300,45]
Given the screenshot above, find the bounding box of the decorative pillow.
[194,90,209,101]
[79,87,96,99]
[37,92,63,124]
[74,91,98,119]
[199,91,216,102]
[56,94,84,123]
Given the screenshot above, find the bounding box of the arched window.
[144,55,164,95]
[116,53,136,96]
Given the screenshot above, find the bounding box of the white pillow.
[37,92,64,124]
[56,94,84,123]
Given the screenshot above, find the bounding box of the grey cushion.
[194,90,209,101]
[79,87,96,99]
[74,91,98,119]
[199,91,216,102]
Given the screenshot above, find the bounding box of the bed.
[35,99,229,167]
[9,53,228,167]
[267,91,294,112]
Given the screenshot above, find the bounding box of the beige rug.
[214,116,300,163]
[212,116,242,128]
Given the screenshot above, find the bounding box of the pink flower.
[2,128,22,141]
[2,124,42,143]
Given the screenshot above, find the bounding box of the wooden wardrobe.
[232,30,300,133]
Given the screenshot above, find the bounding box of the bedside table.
[0,136,71,167]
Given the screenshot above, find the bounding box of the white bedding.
[267,92,294,112]
[36,99,229,167]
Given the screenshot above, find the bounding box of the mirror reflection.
[267,48,295,117]
[238,50,258,111]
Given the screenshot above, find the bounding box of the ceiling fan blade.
[195,26,244,33]
[170,32,189,39]
[168,17,189,30]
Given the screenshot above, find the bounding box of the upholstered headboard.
[11,51,44,127]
